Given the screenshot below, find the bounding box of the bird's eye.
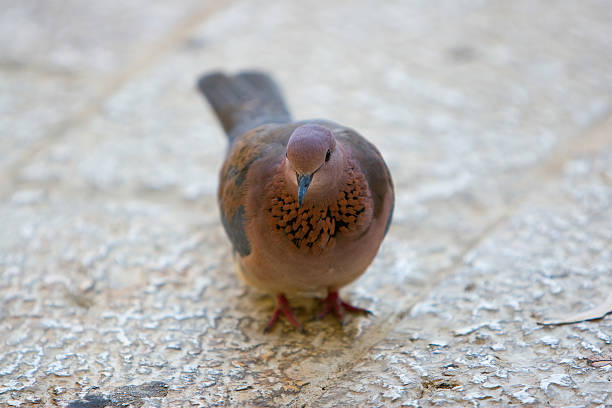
[325,149,331,162]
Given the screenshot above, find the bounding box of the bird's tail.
[196,71,292,141]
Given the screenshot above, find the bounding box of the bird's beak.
[296,173,313,207]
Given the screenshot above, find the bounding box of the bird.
[197,71,394,332]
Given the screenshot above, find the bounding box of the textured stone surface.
[0,0,212,172]
[1,1,612,406]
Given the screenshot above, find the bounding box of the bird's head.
[285,124,341,207]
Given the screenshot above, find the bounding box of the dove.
[197,71,394,332]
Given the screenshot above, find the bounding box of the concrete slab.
[0,0,214,173]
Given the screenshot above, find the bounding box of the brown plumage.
[197,71,394,332]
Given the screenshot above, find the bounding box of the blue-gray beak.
[297,173,313,207]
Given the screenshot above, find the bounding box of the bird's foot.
[316,291,372,325]
[264,294,305,333]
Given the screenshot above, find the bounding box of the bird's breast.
[263,161,373,254]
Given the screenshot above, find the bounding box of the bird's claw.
[263,294,305,333]
[316,291,372,325]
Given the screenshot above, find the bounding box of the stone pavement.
[1,1,612,406]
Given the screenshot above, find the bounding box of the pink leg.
[264,294,305,333]
[316,291,372,325]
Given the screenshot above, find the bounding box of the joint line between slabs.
[0,1,236,193]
